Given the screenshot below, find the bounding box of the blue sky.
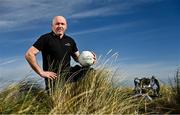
[0,0,179,86]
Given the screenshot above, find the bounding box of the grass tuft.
[0,67,179,114]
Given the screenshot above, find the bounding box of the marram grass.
[0,68,179,114]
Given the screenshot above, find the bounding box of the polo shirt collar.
[51,31,66,38]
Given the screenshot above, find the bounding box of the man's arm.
[25,46,57,79]
[72,51,80,62]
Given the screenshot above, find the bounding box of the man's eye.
[55,23,65,25]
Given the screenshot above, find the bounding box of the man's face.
[52,16,67,36]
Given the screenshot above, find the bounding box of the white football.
[78,51,95,67]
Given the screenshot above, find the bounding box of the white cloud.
[106,62,177,87]
[70,25,117,36]
[0,0,85,31]
[0,56,43,88]
[117,62,177,82]
[0,0,163,32]
[0,36,36,45]
[0,20,15,28]
[0,59,17,66]
[0,56,20,65]
[69,0,163,19]
[70,20,141,36]
[70,6,119,19]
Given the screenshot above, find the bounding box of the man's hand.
[40,71,57,80]
[92,52,97,64]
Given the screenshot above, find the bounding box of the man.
[25,16,84,92]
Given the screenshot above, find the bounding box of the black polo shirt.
[33,31,78,72]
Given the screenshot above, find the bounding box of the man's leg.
[45,78,56,95]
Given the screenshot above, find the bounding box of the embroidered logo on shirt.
[65,43,71,46]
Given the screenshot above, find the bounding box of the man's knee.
[69,65,94,82]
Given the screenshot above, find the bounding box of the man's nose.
[58,24,62,27]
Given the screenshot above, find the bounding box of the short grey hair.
[52,16,67,25]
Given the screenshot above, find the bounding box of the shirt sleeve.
[71,39,78,53]
[70,38,79,61]
[33,36,45,51]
